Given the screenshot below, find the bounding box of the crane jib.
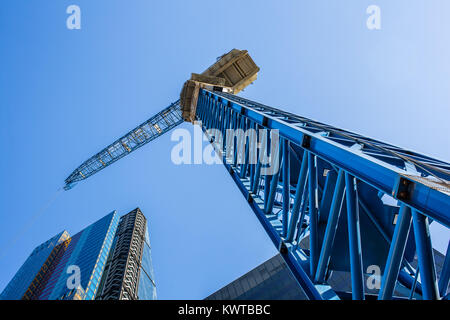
[64,100,183,189]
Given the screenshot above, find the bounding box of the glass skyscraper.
[96,208,156,300]
[138,226,157,299]
[1,209,156,300]
[0,231,70,300]
[37,211,119,300]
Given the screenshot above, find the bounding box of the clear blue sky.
[0,1,449,299]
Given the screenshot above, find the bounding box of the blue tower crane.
[64,49,450,300]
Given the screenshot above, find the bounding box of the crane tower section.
[63,49,450,300]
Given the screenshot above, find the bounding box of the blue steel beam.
[378,205,412,300]
[197,89,449,300]
[202,126,324,300]
[294,176,309,249]
[197,91,334,300]
[345,173,365,300]
[308,152,319,277]
[439,241,450,297]
[264,141,282,215]
[209,91,450,228]
[315,169,345,283]
[286,151,308,242]
[412,210,440,299]
[408,267,420,299]
[282,139,290,237]
[395,269,423,299]
[252,128,266,194]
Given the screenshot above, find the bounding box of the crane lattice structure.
[64,49,450,300]
[64,100,183,187]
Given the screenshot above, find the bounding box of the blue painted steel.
[252,129,266,194]
[438,241,450,297]
[241,119,250,179]
[64,100,183,187]
[249,123,257,191]
[204,130,323,300]
[409,267,419,300]
[286,151,308,242]
[197,91,327,300]
[315,169,345,283]
[207,91,450,228]
[396,269,423,298]
[378,205,412,300]
[318,170,338,223]
[196,89,449,300]
[308,152,319,277]
[265,140,282,215]
[358,197,390,243]
[294,178,309,248]
[264,175,271,206]
[411,210,439,299]
[345,173,365,300]
[282,139,290,237]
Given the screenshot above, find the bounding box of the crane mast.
[63,49,450,300]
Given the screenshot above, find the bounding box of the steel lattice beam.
[196,89,450,300]
[64,100,183,189]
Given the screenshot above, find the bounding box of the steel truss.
[64,100,183,189]
[196,89,450,300]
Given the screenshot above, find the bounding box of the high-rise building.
[1,212,118,300]
[36,211,119,300]
[0,231,70,300]
[96,208,156,300]
[205,255,309,300]
[1,209,157,301]
[23,234,72,300]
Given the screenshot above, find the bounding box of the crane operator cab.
[180,49,260,123]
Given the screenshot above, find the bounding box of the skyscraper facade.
[0,231,70,300]
[37,211,119,300]
[96,208,156,300]
[23,234,72,300]
[1,209,156,300]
